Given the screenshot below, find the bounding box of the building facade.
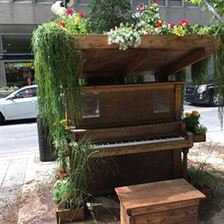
[0,0,213,87]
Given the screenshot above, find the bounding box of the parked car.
[185,83,222,106]
[0,85,38,124]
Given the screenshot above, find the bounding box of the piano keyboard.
[92,135,185,149]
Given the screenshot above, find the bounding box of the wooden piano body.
[68,35,214,195]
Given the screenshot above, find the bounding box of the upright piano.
[68,35,214,195]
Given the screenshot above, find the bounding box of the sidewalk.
[0,151,55,223]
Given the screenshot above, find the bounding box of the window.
[157,0,166,6]
[15,87,37,98]
[168,0,183,7]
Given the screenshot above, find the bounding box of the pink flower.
[170,22,176,28]
[79,11,85,17]
[179,19,189,26]
[57,21,66,27]
[156,20,163,28]
[66,8,74,15]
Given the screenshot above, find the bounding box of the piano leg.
[182,148,189,180]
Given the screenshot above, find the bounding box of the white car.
[0,85,38,124]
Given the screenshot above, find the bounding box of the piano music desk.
[115,179,205,224]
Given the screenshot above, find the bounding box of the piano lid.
[75,34,215,77]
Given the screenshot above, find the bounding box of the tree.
[87,0,131,33]
[186,0,224,23]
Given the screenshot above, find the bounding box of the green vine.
[32,21,84,167]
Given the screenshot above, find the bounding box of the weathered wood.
[56,207,85,224]
[123,50,147,76]
[70,82,184,128]
[74,35,215,77]
[193,133,206,143]
[77,35,214,50]
[115,179,205,224]
[71,121,184,142]
[158,48,212,75]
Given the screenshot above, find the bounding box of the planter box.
[56,207,85,224]
[193,133,206,143]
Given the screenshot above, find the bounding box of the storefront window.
[5,61,34,87]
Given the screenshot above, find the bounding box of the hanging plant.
[32,11,88,167]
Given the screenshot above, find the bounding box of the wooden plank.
[131,206,198,224]
[115,179,205,216]
[123,51,147,76]
[77,34,215,50]
[71,121,183,142]
[82,82,184,93]
[158,48,212,75]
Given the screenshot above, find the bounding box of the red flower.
[170,22,176,28]
[156,20,163,28]
[58,169,66,175]
[179,19,189,26]
[58,21,66,27]
[79,11,85,17]
[152,0,158,3]
[66,8,74,15]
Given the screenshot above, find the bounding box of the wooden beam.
[123,51,147,76]
[157,48,213,76]
[77,34,215,50]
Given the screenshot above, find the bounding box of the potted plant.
[53,138,94,223]
[183,111,207,142]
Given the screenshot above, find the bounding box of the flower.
[74,16,81,25]
[170,22,176,28]
[57,21,66,27]
[156,20,163,28]
[152,0,158,3]
[79,11,85,17]
[179,19,189,26]
[192,110,200,116]
[66,8,74,15]
[185,112,191,118]
[58,169,66,175]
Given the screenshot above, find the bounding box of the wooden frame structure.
[68,34,215,195]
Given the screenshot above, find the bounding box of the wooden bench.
[115,179,205,224]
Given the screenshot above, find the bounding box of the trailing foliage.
[87,0,131,33]
[32,18,86,166]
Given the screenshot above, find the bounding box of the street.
[0,120,38,157]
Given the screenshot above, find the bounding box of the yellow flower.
[192,111,200,116]
[74,16,81,25]
[185,112,191,118]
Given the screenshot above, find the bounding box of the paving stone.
[2,158,28,187]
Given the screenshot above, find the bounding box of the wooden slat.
[123,51,147,76]
[175,84,183,120]
[131,206,198,224]
[77,34,215,50]
[82,82,184,93]
[71,121,183,142]
[158,48,212,75]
